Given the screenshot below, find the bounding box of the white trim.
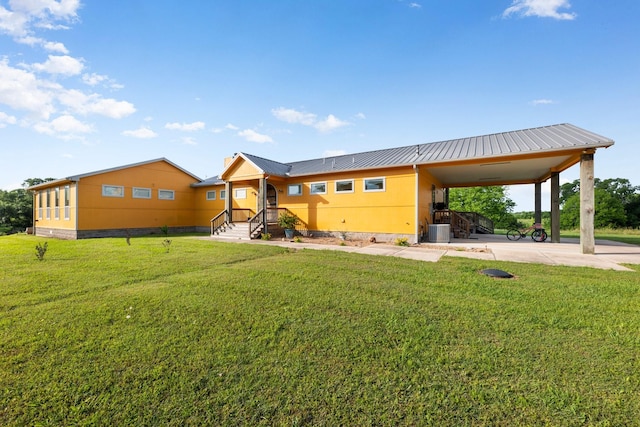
[132,187,152,199]
[309,181,327,195]
[335,179,354,194]
[234,188,247,199]
[363,177,385,192]
[102,184,124,198]
[158,189,175,200]
[206,190,216,200]
[287,183,302,196]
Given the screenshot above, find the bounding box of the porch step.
[212,223,251,240]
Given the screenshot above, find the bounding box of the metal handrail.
[210,210,229,235]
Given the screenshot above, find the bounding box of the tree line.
[449,178,640,230]
[0,178,54,235]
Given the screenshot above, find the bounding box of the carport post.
[550,172,560,243]
[580,151,595,254]
[534,182,542,225]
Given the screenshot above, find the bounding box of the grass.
[1,234,640,425]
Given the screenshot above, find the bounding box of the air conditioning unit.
[428,224,450,243]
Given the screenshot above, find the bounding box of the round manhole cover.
[481,268,514,278]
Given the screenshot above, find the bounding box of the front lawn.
[1,235,639,425]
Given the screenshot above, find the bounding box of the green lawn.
[1,234,639,426]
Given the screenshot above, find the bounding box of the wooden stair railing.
[248,210,265,239]
[210,210,229,236]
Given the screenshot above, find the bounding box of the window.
[364,177,385,192]
[310,182,327,195]
[158,189,175,200]
[54,187,60,219]
[335,179,354,193]
[133,187,151,199]
[234,188,247,199]
[288,184,302,196]
[220,190,226,200]
[103,185,124,197]
[64,185,70,220]
[46,189,50,219]
[206,190,216,200]
[38,191,43,219]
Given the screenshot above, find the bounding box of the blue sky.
[1,0,638,211]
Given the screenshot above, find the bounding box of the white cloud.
[272,107,317,125]
[213,123,238,133]
[0,57,56,118]
[31,54,84,75]
[1,0,80,37]
[272,107,350,133]
[57,89,135,118]
[238,129,273,143]
[323,149,347,157]
[122,127,158,139]
[503,0,576,20]
[181,136,197,145]
[409,3,422,9]
[16,36,69,53]
[165,121,206,131]
[355,112,366,120]
[0,111,17,127]
[34,114,93,136]
[314,114,350,133]
[531,98,555,105]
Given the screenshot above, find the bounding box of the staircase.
[212,222,252,240]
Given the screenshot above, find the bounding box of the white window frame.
[64,185,70,220]
[234,188,247,199]
[102,185,124,198]
[158,189,175,200]
[309,182,327,195]
[364,177,386,192]
[288,184,302,196]
[45,189,50,219]
[132,187,152,199]
[38,191,43,219]
[220,190,226,200]
[54,187,60,220]
[206,190,216,200]
[335,179,354,194]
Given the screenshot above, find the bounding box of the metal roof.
[191,175,224,187]
[285,123,613,177]
[27,158,202,191]
[241,153,292,177]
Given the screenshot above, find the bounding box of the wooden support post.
[225,181,233,222]
[260,178,268,234]
[534,182,542,225]
[580,152,595,254]
[550,172,560,243]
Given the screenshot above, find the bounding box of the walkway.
[208,234,640,271]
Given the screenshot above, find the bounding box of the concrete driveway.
[209,233,640,271]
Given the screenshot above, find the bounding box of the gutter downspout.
[414,165,419,244]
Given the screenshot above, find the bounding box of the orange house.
[29,159,203,239]
[29,123,614,252]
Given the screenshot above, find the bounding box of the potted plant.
[277,211,299,239]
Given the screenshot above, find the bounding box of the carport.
[422,123,614,254]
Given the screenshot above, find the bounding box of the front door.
[266,184,278,222]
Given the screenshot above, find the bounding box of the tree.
[0,178,56,235]
[448,186,517,229]
[560,178,640,228]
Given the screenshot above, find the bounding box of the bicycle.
[506,223,548,242]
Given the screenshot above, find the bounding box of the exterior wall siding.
[75,161,196,231]
[272,167,417,239]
